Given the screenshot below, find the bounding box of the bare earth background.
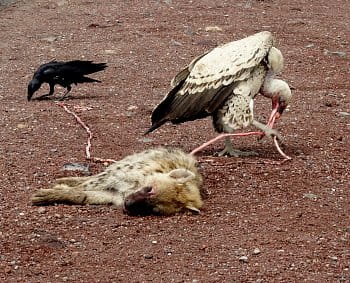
[0,0,349,282]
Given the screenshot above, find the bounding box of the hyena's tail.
[31,185,88,206]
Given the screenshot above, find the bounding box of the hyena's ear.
[168,168,196,184]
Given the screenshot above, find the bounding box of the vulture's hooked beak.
[267,97,284,128]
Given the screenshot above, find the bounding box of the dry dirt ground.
[1,0,349,282]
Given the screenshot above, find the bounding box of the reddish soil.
[1,0,349,282]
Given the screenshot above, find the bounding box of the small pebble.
[138,137,153,143]
[127,105,138,111]
[239,255,249,263]
[205,26,223,32]
[62,162,90,174]
[37,207,47,214]
[253,248,261,255]
[17,123,26,129]
[324,49,346,57]
[104,49,117,55]
[151,240,157,244]
[171,39,183,46]
[339,111,350,117]
[303,193,318,200]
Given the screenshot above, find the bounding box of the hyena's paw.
[31,189,61,205]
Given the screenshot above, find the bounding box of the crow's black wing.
[58,60,107,76]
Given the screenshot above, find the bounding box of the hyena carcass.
[31,148,203,215]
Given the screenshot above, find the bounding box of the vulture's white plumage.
[146,31,292,156]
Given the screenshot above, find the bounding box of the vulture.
[27,60,107,101]
[145,31,292,156]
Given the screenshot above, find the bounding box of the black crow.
[27,60,107,101]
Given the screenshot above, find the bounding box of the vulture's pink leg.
[190,132,263,155]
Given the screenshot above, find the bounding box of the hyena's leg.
[54,176,91,187]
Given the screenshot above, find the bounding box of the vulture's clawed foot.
[216,148,258,157]
[258,128,282,143]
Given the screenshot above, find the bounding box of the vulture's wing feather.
[170,51,210,88]
[148,31,273,133]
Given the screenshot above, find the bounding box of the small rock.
[205,26,223,32]
[56,0,67,6]
[305,43,314,48]
[104,49,117,55]
[238,255,249,263]
[151,240,157,244]
[138,137,153,143]
[303,193,318,200]
[324,49,346,57]
[171,39,183,46]
[143,254,153,259]
[37,207,47,214]
[17,123,26,129]
[125,111,134,117]
[253,248,261,255]
[339,111,350,117]
[127,105,138,111]
[62,163,90,174]
[330,256,338,261]
[41,36,58,43]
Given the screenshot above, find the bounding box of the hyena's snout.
[123,186,155,216]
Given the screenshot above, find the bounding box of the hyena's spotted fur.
[31,148,203,215]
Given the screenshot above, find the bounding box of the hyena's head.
[123,168,203,216]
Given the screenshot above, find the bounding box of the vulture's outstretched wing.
[147,31,274,133]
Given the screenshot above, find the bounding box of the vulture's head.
[271,79,292,118]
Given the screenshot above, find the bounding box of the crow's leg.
[58,85,72,100]
[36,83,55,100]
